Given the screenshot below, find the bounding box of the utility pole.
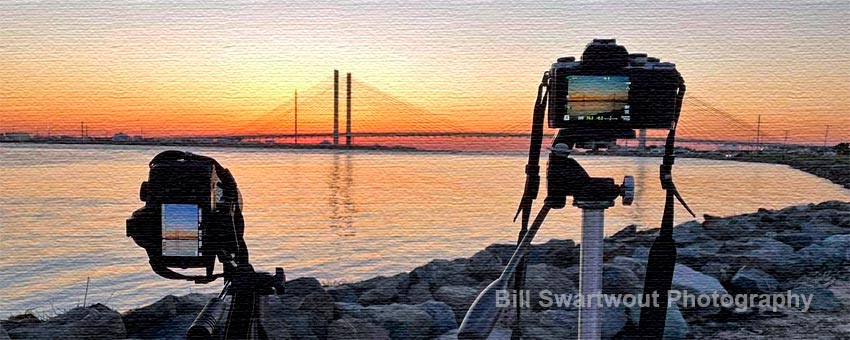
[824,125,830,147]
[346,73,352,147]
[755,115,761,151]
[81,122,84,138]
[294,90,298,144]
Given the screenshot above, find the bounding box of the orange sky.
[1,1,847,144]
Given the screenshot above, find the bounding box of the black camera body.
[548,39,684,139]
[127,150,248,281]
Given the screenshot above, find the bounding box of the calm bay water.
[1,143,848,315]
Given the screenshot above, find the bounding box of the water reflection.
[328,153,356,237]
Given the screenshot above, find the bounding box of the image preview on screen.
[161,204,201,257]
[566,76,630,121]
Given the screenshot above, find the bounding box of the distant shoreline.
[3,139,848,189]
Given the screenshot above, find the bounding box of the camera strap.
[636,83,695,340]
[510,71,549,339]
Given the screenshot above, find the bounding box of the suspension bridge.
[193,70,802,151]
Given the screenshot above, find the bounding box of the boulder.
[730,267,779,294]
[611,256,647,281]
[263,295,327,340]
[790,285,843,313]
[410,260,476,290]
[522,309,578,339]
[358,285,399,305]
[611,224,637,240]
[7,304,125,340]
[465,249,503,281]
[774,232,816,250]
[676,242,721,269]
[821,234,850,262]
[302,290,336,320]
[699,262,733,283]
[433,285,481,323]
[122,293,213,339]
[327,316,390,340]
[328,285,359,304]
[673,220,711,244]
[363,304,435,339]
[523,264,577,310]
[703,216,758,240]
[528,239,578,268]
[794,243,845,274]
[402,282,434,305]
[671,264,727,316]
[0,324,8,340]
[603,264,641,295]
[415,301,458,335]
[629,301,688,340]
[600,304,628,339]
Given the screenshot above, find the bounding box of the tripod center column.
[577,203,610,340]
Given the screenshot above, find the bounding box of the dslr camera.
[126,150,249,282]
[548,39,685,142]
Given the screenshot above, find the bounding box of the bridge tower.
[333,70,339,146]
[346,73,352,147]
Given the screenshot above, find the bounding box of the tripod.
[544,140,635,339]
[188,266,285,340]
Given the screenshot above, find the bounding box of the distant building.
[112,132,130,142]
[2,132,32,141]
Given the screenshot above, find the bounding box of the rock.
[433,285,481,323]
[700,262,733,283]
[435,329,458,340]
[611,224,637,240]
[601,304,628,339]
[631,246,650,262]
[286,277,326,298]
[334,302,369,319]
[402,282,434,304]
[410,259,476,290]
[122,293,213,339]
[774,232,816,250]
[522,309,578,339]
[821,234,850,262]
[415,301,458,335]
[730,267,779,294]
[790,285,843,313]
[302,290,336,320]
[603,264,641,295]
[327,316,391,340]
[730,238,797,277]
[523,264,577,310]
[359,286,399,305]
[7,304,125,340]
[364,304,434,339]
[528,239,578,268]
[629,301,688,340]
[673,220,711,244]
[263,295,326,340]
[0,324,8,340]
[466,249,503,281]
[793,243,843,274]
[671,264,727,316]
[611,256,647,281]
[328,285,359,304]
[703,217,758,240]
[676,242,722,269]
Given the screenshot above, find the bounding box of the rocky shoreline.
[3,201,850,339]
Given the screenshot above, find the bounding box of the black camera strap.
[511,71,549,339]
[636,83,695,340]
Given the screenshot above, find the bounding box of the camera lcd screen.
[566,75,630,122]
[161,204,201,257]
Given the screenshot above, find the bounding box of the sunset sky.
[1,0,848,143]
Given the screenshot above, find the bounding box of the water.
[1,143,848,316]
